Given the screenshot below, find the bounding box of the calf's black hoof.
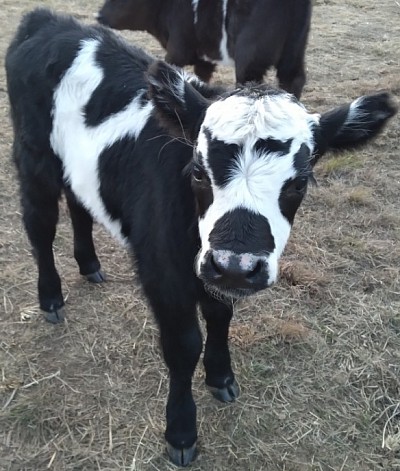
[207,378,240,403]
[86,270,106,283]
[166,441,197,467]
[43,307,65,324]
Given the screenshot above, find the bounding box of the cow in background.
[97,0,312,98]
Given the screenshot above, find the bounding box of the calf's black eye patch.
[254,138,293,155]
[204,128,242,187]
[293,143,312,174]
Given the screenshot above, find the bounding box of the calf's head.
[148,62,396,299]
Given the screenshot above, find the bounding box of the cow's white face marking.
[194,91,319,288]
[50,39,153,246]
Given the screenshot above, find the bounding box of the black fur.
[209,208,275,254]
[204,128,242,188]
[85,37,152,126]
[254,137,293,156]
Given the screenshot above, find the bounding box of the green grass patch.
[320,152,363,175]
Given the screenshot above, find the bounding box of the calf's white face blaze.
[193,91,319,295]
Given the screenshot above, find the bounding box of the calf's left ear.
[147,61,210,141]
[311,92,397,166]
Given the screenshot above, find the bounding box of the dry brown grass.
[1,0,400,470]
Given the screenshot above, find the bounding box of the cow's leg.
[17,145,64,323]
[150,297,202,466]
[64,188,104,283]
[234,17,282,85]
[200,293,239,403]
[276,59,306,100]
[276,3,311,99]
[235,58,266,85]
[234,35,274,85]
[193,60,215,82]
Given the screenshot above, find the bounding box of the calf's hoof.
[207,378,240,403]
[43,306,65,324]
[86,270,106,283]
[166,441,197,467]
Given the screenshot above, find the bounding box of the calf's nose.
[205,250,267,289]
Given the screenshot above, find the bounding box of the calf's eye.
[283,176,308,195]
[192,164,206,183]
[294,176,308,192]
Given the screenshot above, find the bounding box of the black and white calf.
[97,0,312,98]
[6,9,396,467]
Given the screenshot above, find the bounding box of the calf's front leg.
[200,293,239,402]
[152,301,202,467]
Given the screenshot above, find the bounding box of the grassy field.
[0,0,399,470]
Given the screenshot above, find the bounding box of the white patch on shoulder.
[50,39,153,246]
[196,93,319,283]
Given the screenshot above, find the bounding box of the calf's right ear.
[147,61,210,141]
[311,92,397,166]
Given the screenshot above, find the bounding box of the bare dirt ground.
[1,1,399,470]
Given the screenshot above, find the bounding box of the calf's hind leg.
[17,146,64,323]
[276,59,306,100]
[64,188,105,283]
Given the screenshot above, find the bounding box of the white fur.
[219,0,234,66]
[345,96,363,128]
[345,96,390,134]
[50,39,153,246]
[213,250,268,272]
[196,93,319,284]
[148,67,201,106]
[191,0,200,24]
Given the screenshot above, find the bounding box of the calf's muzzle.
[201,249,269,292]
